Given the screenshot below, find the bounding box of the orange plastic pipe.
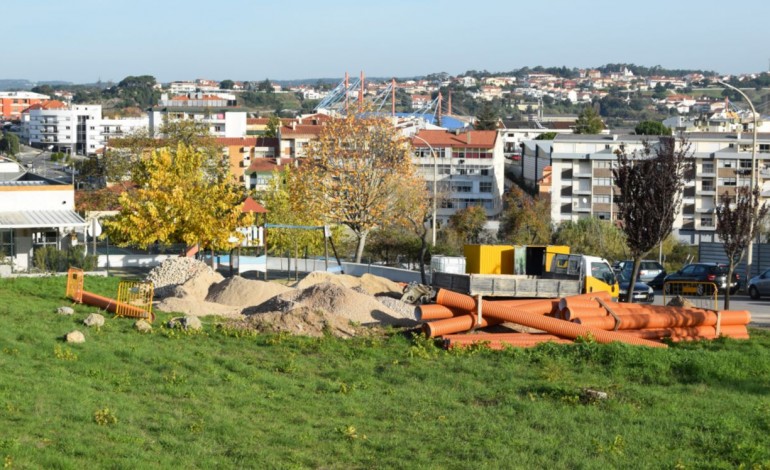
[623,325,748,340]
[437,290,666,348]
[80,290,152,321]
[574,310,751,330]
[443,333,569,342]
[435,290,558,316]
[446,337,573,349]
[417,304,467,321]
[557,292,612,312]
[562,307,611,321]
[422,314,502,338]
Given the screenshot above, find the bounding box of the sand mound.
[293,271,403,296]
[205,275,294,307]
[155,297,243,319]
[173,269,225,301]
[146,257,219,298]
[235,306,359,338]
[243,282,415,326]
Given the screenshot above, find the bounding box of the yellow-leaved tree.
[104,142,252,253]
[292,114,425,263]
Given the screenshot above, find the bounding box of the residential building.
[542,132,770,244]
[411,129,505,226]
[0,157,86,272]
[244,157,294,191]
[23,104,148,155]
[216,137,278,187]
[278,121,324,158]
[148,102,247,138]
[0,91,50,120]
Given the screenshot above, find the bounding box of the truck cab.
[549,253,619,298]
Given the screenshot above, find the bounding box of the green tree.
[497,186,552,244]
[474,101,499,130]
[635,120,672,136]
[446,206,487,245]
[574,106,604,134]
[552,217,628,261]
[264,115,281,138]
[219,79,235,90]
[258,79,273,92]
[0,132,20,157]
[535,132,558,140]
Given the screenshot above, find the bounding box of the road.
[15,144,77,183]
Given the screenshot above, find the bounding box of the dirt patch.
[154,297,243,319]
[205,276,294,306]
[232,306,361,338]
[293,271,404,296]
[243,282,417,327]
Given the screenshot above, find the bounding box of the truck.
[430,245,619,299]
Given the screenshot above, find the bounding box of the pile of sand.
[294,271,403,296]
[172,269,225,301]
[205,276,294,306]
[244,282,417,327]
[232,306,360,338]
[155,297,243,319]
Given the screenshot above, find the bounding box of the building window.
[701,216,714,227]
[593,177,612,186]
[595,161,613,169]
[702,180,715,191]
[453,184,472,193]
[480,168,489,176]
[480,182,492,193]
[719,160,734,168]
[760,144,770,153]
[594,195,610,204]
[718,178,737,186]
[0,230,14,257]
[702,162,714,173]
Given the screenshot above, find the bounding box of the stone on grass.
[134,319,153,333]
[168,316,202,331]
[83,313,105,328]
[65,330,85,343]
[57,306,75,316]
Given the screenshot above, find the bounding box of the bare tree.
[715,186,768,308]
[613,137,694,301]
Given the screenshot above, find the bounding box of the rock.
[667,295,695,308]
[581,388,609,403]
[167,316,202,331]
[65,330,85,343]
[134,319,153,333]
[83,313,105,327]
[57,306,75,315]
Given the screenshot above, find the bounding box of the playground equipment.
[66,268,155,322]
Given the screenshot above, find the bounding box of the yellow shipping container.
[464,245,515,274]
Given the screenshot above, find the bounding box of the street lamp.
[718,80,759,283]
[412,134,438,245]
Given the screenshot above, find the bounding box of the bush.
[33,245,97,272]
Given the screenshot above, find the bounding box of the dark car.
[613,260,667,288]
[617,270,654,303]
[663,263,740,295]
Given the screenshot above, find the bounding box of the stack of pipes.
[419,289,750,350]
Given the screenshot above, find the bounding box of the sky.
[6,0,770,84]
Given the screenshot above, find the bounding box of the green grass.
[2,275,770,468]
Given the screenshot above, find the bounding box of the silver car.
[748,268,770,299]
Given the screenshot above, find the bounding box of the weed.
[407,332,440,359]
[53,345,77,361]
[93,408,118,426]
[594,435,625,456]
[337,425,366,441]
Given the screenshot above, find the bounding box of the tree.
[258,79,273,92]
[553,217,628,261]
[0,132,20,157]
[385,169,431,282]
[634,120,672,136]
[574,106,604,134]
[613,137,693,301]
[104,143,250,252]
[292,114,423,263]
[446,206,488,245]
[220,79,235,90]
[474,101,499,130]
[535,132,558,140]
[497,186,552,244]
[715,186,768,308]
[264,115,281,138]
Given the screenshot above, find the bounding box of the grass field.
[2,275,770,468]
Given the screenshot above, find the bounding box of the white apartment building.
[411,129,505,226]
[148,106,247,138]
[23,104,149,155]
[544,132,770,244]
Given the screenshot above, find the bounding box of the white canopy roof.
[0,210,87,229]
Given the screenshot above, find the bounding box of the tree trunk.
[724,264,734,310]
[354,230,369,264]
[627,256,642,304]
[418,235,428,285]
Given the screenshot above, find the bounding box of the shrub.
[33,245,97,272]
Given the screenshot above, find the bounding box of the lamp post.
[718,80,759,284]
[412,134,438,245]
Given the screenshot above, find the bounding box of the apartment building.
[411,129,505,225]
[23,104,148,155]
[215,137,278,187]
[148,93,246,138]
[544,132,770,244]
[0,91,50,120]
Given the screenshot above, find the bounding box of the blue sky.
[6,0,770,83]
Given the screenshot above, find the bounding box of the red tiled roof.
[246,157,293,173]
[22,100,68,113]
[280,124,324,137]
[412,130,497,148]
[242,197,268,213]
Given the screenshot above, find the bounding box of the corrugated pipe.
[557,292,612,312]
[446,337,573,349]
[437,290,667,348]
[623,325,748,341]
[435,289,559,316]
[80,290,153,321]
[417,304,467,322]
[422,314,501,338]
[574,310,751,331]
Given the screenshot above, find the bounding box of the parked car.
[617,270,654,303]
[663,263,739,295]
[748,268,770,299]
[613,260,667,288]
